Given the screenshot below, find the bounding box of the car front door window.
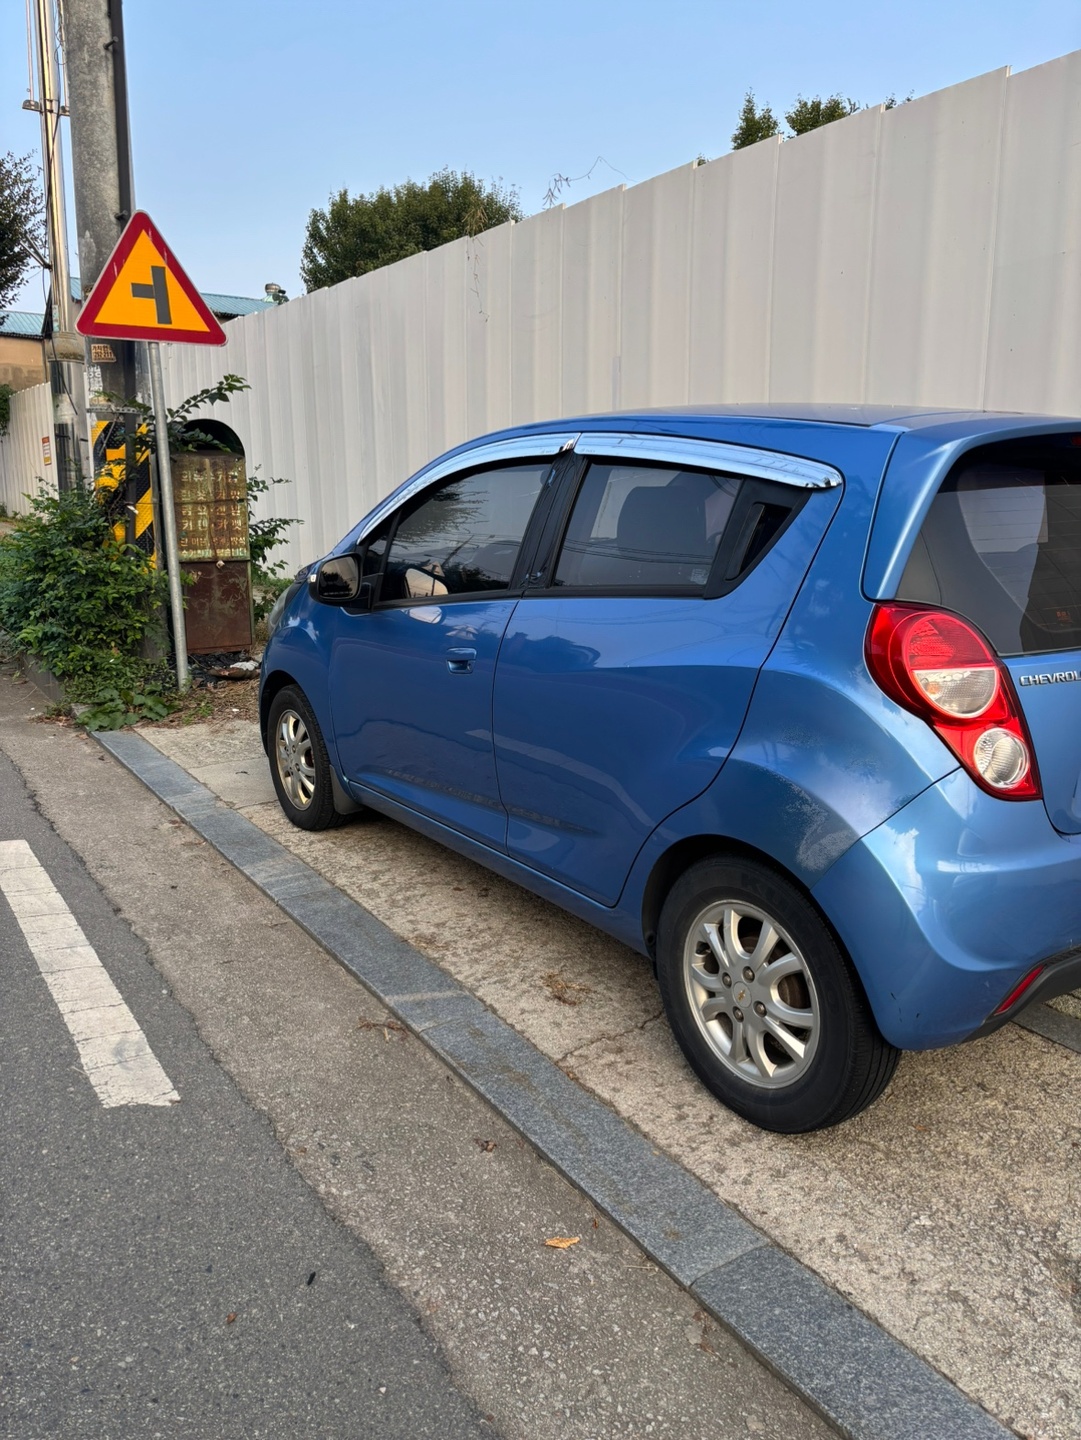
[379,463,551,603]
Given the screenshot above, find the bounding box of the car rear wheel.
[268,685,349,831]
[656,856,899,1132]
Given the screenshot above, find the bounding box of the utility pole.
[62,0,139,409]
[64,0,188,687]
[62,0,145,553]
[28,0,83,489]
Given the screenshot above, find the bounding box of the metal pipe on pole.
[34,0,72,332]
[147,341,189,690]
[31,0,82,488]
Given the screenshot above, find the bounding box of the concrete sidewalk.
[134,716,1081,1440]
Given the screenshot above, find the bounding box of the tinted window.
[553,463,739,589]
[898,440,1081,655]
[381,463,549,601]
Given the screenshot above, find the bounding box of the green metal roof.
[198,291,275,318]
[0,280,274,337]
[0,311,45,337]
[70,276,273,318]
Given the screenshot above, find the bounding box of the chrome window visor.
[354,427,837,547]
[357,432,580,542]
[572,433,842,489]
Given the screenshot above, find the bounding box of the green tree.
[0,151,47,311]
[731,91,781,150]
[300,167,522,292]
[785,94,860,136]
[729,90,906,155]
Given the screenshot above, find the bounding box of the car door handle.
[446,647,477,674]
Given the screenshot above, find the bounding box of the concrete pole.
[148,342,189,690]
[62,0,139,407]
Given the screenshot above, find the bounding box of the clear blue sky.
[3,0,1080,311]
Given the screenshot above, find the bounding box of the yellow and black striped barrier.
[91,416,156,560]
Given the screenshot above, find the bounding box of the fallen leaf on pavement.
[544,1236,580,1249]
[356,1016,407,1040]
[225,1313,238,1324]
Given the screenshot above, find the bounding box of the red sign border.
[76,211,228,346]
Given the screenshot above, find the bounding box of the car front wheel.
[656,856,899,1133]
[267,685,350,831]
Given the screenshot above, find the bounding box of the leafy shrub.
[0,485,174,725]
[247,467,301,619]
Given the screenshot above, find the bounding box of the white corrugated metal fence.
[0,382,56,516]
[3,52,1080,567]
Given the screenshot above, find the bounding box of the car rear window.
[897,438,1081,656]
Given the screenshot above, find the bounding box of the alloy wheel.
[682,900,820,1089]
[275,709,317,810]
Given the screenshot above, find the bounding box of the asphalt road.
[0,670,833,1440]
[0,741,492,1440]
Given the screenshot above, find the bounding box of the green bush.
[246,467,301,620]
[0,485,174,726]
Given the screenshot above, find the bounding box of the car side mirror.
[310,555,366,606]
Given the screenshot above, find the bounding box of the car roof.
[334,402,1081,564]
[546,403,1078,433]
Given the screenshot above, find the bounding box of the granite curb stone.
[693,1248,1008,1440]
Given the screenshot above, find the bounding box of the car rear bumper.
[811,768,1081,1049]
[965,948,1081,1039]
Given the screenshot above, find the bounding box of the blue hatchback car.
[260,405,1081,1132]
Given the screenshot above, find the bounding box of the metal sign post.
[147,341,189,689]
[75,211,228,691]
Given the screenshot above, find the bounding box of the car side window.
[553,462,740,590]
[378,462,550,602]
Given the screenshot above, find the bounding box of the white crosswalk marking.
[0,838,178,1107]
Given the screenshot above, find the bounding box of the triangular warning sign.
[76,212,227,346]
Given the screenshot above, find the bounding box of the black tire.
[656,856,899,1133]
[267,685,350,831]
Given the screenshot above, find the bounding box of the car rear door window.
[552,463,740,590]
[378,463,550,602]
[898,440,1081,655]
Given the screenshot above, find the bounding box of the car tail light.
[865,603,1041,800]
